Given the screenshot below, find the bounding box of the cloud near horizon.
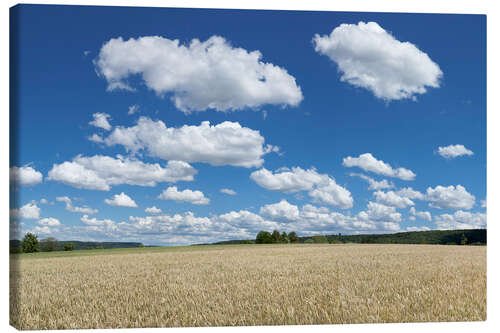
[250,167,353,209]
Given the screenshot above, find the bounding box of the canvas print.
[9,4,486,330]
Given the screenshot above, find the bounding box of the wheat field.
[10,244,486,330]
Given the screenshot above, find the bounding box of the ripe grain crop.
[10,244,486,329]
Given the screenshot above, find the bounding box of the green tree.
[304,239,314,244]
[312,235,328,244]
[63,243,75,251]
[460,233,468,245]
[280,232,290,243]
[288,231,299,243]
[21,233,39,253]
[271,230,282,243]
[40,237,58,252]
[256,231,272,244]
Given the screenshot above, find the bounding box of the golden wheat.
[10,244,486,329]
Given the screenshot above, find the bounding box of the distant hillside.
[207,229,486,246]
[305,229,486,245]
[10,240,143,253]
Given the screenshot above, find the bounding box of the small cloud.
[220,188,237,196]
[343,153,416,181]
[56,196,98,214]
[436,144,474,159]
[89,113,112,131]
[128,104,140,115]
[104,192,138,207]
[38,217,61,227]
[145,206,162,214]
[88,133,104,143]
[83,50,91,56]
[158,186,210,205]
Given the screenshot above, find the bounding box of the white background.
[2,1,498,332]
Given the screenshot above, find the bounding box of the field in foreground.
[10,244,486,329]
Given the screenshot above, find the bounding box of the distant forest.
[10,239,143,253]
[210,229,486,246]
[10,229,486,253]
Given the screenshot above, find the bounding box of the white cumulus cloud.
[145,206,162,214]
[394,187,425,200]
[437,144,474,159]
[89,112,112,131]
[409,207,432,222]
[38,217,61,227]
[32,226,53,235]
[95,36,303,113]
[434,211,486,230]
[47,154,196,191]
[250,166,353,209]
[158,186,210,205]
[81,215,117,229]
[100,117,276,168]
[259,200,300,222]
[250,167,324,193]
[11,203,41,220]
[358,202,402,222]
[104,192,138,207]
[10,166,43,187]
[308,179,354,209]
[313,21,442,101]
[425,185,475,210]
[373,190,414,208]
[343,153,416,180]
[349,173,395,190]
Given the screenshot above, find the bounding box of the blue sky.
[10,4,486,245]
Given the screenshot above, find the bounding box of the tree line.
[13,233,76,253]
[255,230,299,243]
[255,230,330,244]
[209,229,486,246]
[10,233,144,253]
